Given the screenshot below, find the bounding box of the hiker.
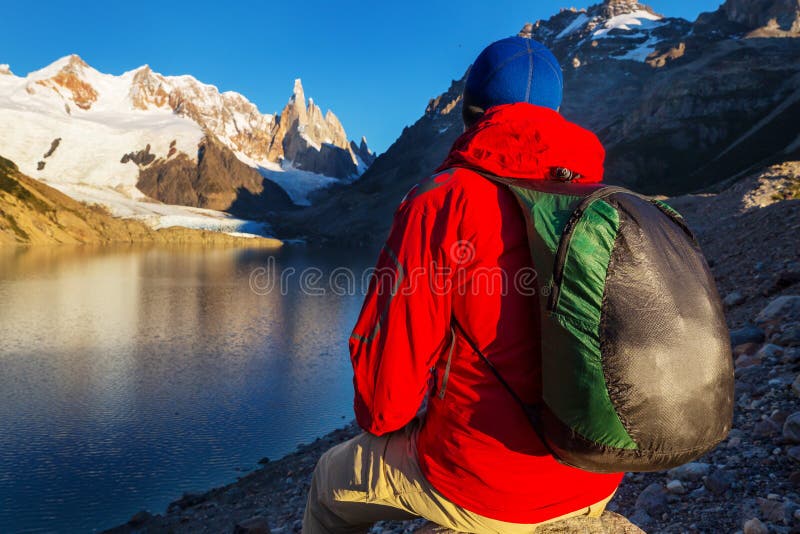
[303,36,623,533]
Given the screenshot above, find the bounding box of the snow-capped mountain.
[0,56,202,192]
[0,55,375,225]
[520,0,693,68]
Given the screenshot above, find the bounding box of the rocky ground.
[603,164,800,534]
[107,163,800,533]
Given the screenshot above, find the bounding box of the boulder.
[754,419,781,438]
[735,353,761,368]
[770,270,800,294]
[733,342,761,357]
[413,511,645,533]
[783,412,800,443]
[757,344,784,360]
[783,348,800,364]
[743,517,768,534]
[757,497,787,523]
[668,462,711,482]
[756,296,800,334]
[635,482,669,517]
[773,322,800,347]
[730,326,766,347]
[233,515,271,534]
[705,468,735,495]
[724,291,746,306]
[666,479,687,494]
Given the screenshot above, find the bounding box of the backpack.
[453,172,734,473]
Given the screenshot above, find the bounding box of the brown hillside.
[0,155,282,247]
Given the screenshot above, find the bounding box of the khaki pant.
[302,420,614,534]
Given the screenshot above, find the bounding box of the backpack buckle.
[550,167,579,182]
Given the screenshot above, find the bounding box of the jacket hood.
[438,103,605,183]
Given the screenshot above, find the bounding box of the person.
[303,34,624,534]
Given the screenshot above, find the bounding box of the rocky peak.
[129,66,170,110]
[720,0,800,35]
[280,81,349,149]
[135,64,153,76]
[350,136,377,166]
[323,110,349,148]
[519,0,687,71]
[0,64,12,76]
[601,0,659,18]
[284,78,308,126]
[518,23,535,38]
[32,54,91,79]
[53,54,89,74]
[307,97,321,118]
[30,54,98,110]
[267,80,362,178]
[163,77,278,165]
[425,75,465,117]
[533,0,665,46]
[287,84,349,150]
[292,78,304,99]
[591,0,663,30]
[68,54,88,68]
[290,79,306,108]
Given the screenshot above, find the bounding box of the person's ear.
[462,104,485,130]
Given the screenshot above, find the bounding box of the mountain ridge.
[0,55,375,227]
[276,0,800,246]
[13,54,372,177]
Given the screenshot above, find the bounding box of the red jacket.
[349,103,623,523]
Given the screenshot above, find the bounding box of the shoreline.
[0,229,285,248]
[103,421,364,534]
[0,154,284,248]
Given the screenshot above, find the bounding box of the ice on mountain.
[557,13,590,39]
[257,161,341,207]
[45,182,270,237]
[616,36,661,61]
[593,10,664,38]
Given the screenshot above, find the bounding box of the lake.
[0,244,376,533]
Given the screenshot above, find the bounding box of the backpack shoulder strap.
[451,317,556,455]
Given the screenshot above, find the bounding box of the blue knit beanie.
[462,36,563,128]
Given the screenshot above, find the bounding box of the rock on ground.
[412,512,644,533]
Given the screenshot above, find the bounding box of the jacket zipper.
[437,327,457,399]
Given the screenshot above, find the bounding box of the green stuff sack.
[476,175,734,473]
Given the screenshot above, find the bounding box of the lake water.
[0,244,376,533]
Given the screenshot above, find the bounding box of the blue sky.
[2,0,722,153]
